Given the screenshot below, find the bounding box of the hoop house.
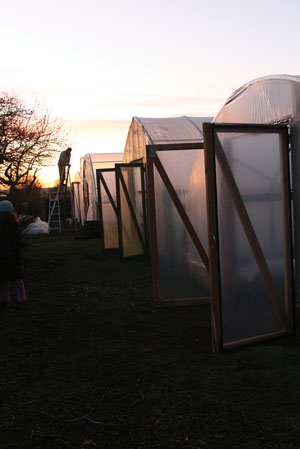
[123,116,213,163]
[214,75,300,301]
[79,153,123,224]
[123,116,213,306]
[203,75,297,349]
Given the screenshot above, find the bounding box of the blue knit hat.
[0,200,14,213]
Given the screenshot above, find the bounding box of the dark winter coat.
[0,212,22,281]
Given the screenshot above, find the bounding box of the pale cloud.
[94,95,225,107]
[0,67,22,73]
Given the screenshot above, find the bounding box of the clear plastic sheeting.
[214,75,300,302]
[117,164,146,258]
[153,149,209,301]
[215,75,300,125]
[123,116,213,163]
[214,130,287,345]
[23,217,49,235]
[79,153,123,224]
[98,170,119,249]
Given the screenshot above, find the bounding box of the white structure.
[79,153,123,224]
[76,118,212,226]
[122,116,213,302]
[123,116,213,163]
[214,74,300,302]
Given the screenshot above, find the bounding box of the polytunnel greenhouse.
[113,116,213,260]
[78,153,123,234]
[141,76,298,351]
[123,116,213,163]
[202,74,299,350]
[122,116,213,306]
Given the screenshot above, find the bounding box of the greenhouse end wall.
[214,75,300,303]
[79,153,123,225]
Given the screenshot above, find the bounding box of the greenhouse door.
[146,143,210,307]
[203,123,294,351]
[96,168,119,250]
[71,181,81,226]
[115,163,147,258]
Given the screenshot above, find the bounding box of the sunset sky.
[1,0,300,185]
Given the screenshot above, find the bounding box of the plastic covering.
[117,164,146,258]
[215,75,300,125]
[97,169,119,249]
[152,148,209,301]
[214,130,286,344]
[23,217,49,235]
[79,153,123,224]
[123,116,213,163]
[214,75,300,301]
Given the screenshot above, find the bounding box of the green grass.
[1,234,300,448]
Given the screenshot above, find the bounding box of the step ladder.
[48,164,71,234]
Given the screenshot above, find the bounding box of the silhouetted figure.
[58,147,72,184]
[0,200,27,304]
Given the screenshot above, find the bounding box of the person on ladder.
[58,147,72,185]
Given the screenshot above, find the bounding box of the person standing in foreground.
[0,200,27,304]
[58,147,72,185]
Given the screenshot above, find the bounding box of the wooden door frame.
[146,142,210,307]
[96,168,118,250]
[115,163,147,258]
[203,122,294,351]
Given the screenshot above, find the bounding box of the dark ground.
[1,234,300,449]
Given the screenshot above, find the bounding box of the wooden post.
[146,147,160,306]
[141,164,148,252]
[279,130,294,332]
[115,165,124,258]
[203,122,223,352]
[96,169,105,254]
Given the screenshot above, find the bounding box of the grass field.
[1,234,300,449]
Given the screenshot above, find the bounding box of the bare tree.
[0,92,69,194]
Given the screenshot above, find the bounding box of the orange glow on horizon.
[38,119,132,186]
